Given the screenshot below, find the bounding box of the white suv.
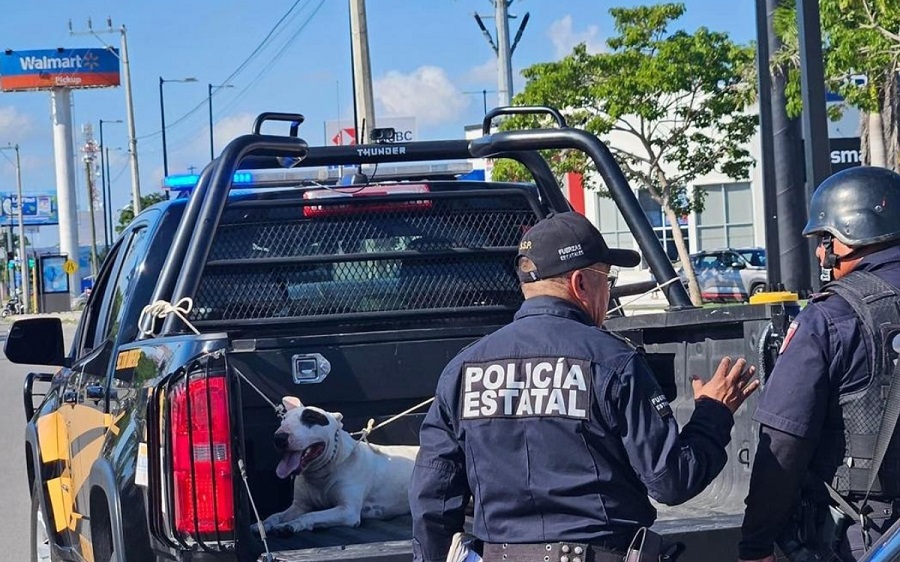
[684,248,768,303]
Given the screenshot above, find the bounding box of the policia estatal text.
[410,212,760,562]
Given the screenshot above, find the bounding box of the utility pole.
[81,126,100,279]
[0,145,31,314]
[99,118,122,249]
[474,1,530,107]
[70,18,142,214]
[796,0,831,293]
[208,83,234,160]
[349,0,376,142]
[105,146,116,239]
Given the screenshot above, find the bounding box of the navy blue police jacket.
[739,245,900,558]
[409,296,736,562]
[753,244,900,444]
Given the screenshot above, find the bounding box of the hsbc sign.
[324,117,417,146]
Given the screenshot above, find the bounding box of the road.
[0,322,77,561]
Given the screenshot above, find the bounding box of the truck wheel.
[31,481,58,562]
[750,283,766,297]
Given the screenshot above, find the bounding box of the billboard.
[325,116,417,146]
[0,48,120,92]
[0,192,59,226]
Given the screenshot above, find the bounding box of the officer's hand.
[691,356,759,414]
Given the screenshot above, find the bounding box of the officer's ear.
[568,269,587,298]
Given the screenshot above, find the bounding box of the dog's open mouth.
[276,442,326,478]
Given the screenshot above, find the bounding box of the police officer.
[409,211,759,562]
[739,167,900,562]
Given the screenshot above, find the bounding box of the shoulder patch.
[810,290,834,303]
[779,321,800,354]
[648,388,673,419]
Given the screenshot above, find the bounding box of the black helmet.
[803,166,900,247]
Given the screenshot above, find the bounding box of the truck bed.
[264,512,747,562]
[266,515,414,552]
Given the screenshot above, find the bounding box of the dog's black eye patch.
[300,409,329,427]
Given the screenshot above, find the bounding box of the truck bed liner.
[267,515,413,555]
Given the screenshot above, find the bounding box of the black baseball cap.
[516,212,641,283]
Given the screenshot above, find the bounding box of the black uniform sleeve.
[409,359,471,562]
[753,304,832,440]
[611,354,735,506]
[739,425,816,560]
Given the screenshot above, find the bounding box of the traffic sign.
[62,259,77,275]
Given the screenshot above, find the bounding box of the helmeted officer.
[409,211,759,562]
[739,166,900,562]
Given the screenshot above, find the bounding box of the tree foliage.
[493,3,758,305]
[116,192,168,234]
[774,0,900,167]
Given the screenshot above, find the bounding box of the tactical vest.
[818,271,900,499]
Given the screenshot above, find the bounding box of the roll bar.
[154,106,692,335]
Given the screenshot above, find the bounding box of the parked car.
[680,248,768,303]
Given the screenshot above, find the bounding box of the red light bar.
[302,184,432,217]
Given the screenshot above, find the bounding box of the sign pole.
[50,88,80,300]
[13,146,30,314]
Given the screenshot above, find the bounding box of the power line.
[159,0,326,158]
[213,0,327,119]
[136,0,313,141]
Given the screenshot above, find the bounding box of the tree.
[493,3,757,305]
[773,0,900,169]
[0,230,30,253]
[116,192,168,234]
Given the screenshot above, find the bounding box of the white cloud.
[548,15,605,59]
[466,57,498,85]
[374,66,470,127]
[0,106,33,140]
[166,112,257,178]
[213,113,256,146]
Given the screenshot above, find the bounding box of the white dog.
[259,396,419,536]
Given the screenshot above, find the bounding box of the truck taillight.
[169,374,234,536]
[302,183,432,217]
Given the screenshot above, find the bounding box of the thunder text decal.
[460,357,591,420]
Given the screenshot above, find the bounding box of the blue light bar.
[163,171,254,190]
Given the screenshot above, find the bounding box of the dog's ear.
[331,412,343,425]
[282,396,303,411]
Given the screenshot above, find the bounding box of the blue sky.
[0,0,755,245]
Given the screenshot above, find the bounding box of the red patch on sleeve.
[779,321,799,354]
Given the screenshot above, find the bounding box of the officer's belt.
[482,542,623,562]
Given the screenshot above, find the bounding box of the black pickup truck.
[8,108,780,562]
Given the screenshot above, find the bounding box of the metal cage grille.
[191,191,540,323]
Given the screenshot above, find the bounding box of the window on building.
[595,194,636,254]
[696,182,755,251]
[638,189,689,263]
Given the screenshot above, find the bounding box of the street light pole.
[208,83,234,160]
[159,77,169,177]
[99,118,123,249]
[159,76,198,178]
[0,145,30,314]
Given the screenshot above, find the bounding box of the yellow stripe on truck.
[46,477,74,533]
[36,411,67,462]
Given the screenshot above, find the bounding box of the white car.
[680,248,768,303]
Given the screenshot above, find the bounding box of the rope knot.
[139,298,200,336]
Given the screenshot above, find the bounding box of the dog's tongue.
[276,452,303,479]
